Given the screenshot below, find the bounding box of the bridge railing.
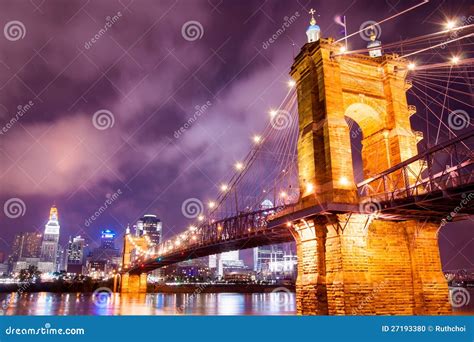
[132,206,287,267]
[357,131,474,204]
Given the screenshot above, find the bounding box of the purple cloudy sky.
[0,0,472,270]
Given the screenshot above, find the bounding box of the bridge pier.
[120,273,148,293]
[291,216,451,315]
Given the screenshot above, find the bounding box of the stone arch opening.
[343,102,391,181]
[345,117,364,184]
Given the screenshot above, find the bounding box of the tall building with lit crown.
[136,214,162,245]
[39,205,60,273]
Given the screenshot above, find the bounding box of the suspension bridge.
[120,6,474,315]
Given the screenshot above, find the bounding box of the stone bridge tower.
[121,227,149,293]
[287,16,450,315]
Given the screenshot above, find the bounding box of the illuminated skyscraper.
[253,243,297,281]
[136,214,162,244]
[11,232,42,261]
[67,235,86,274]
[39,205,60,273]
[100,229,116,249]
[209,250,245,278]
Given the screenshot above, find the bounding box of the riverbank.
[0,281,295,294]
[0,280,113,293]
[150,283,295,293]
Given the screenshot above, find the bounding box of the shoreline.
[0,282,295,294]
[150,284,296,293]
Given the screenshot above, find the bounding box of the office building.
[39,206,60,273]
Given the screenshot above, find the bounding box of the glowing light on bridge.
[208,201,216,209]
[279,191,287,198]
[408,62,416,70]
[235,162,244,171]
[287,79,296,88]
[269,109,278,117]
[339,176,350,186]
[339,46,347,54]
[445,19,456,30]
[305,182,314,194]
[198,215,204,222]
[220,184,229,192]
[451,55,460,64]
[253,135,262,144]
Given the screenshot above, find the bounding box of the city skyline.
[0,0,472,274]
[0,0,472,323]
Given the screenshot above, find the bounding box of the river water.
[0,288,472,315]
[0,292,296,315]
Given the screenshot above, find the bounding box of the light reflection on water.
[1,288,472,315]
[0,292,296,316]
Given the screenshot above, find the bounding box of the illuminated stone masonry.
[289,37,450,315]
